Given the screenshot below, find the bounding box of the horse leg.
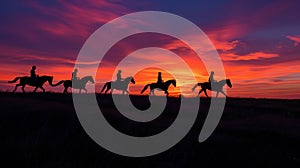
[79,89,82,93]
[198,89,203,96]
[40,86,45,93]
[12,84,21,93]
[21,85,26,93]
[33,87,38,92]
[83,88,87,93]
[204,89,209,98]
[64,87,69,94]
[106,85,111,94]
[216,91,219,98]
[110,88,114,94]
[104,88,109,94]
[220,90,227,97]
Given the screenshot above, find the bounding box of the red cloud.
[221,51,279,61]
[22,0,132,38]
[286,35,300,46]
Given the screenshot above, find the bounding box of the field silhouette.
[0,92,300,167]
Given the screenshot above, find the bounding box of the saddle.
[114,80,123,88]
[72,79,80,87]
[207,81,216,90]
[29,78,38,85]
[156,82,164,88]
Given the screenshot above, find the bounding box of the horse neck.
[218,79,226,85]
[165,80,174,86]
[81,76,90,82]
[123,77,131,84]
[40,76,51,82]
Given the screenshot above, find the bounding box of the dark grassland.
[0,92,300,168]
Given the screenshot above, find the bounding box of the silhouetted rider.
[157,72,164,86]
[116,70,122,83]
[208,71,216,88]
[30,66,37,82]
[72,69,79,81]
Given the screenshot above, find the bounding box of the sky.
[0,0,299,98]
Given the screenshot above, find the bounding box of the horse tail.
[8,77,20,83]
[141,84,150,94]
[50,80,65,86]
[101,82,108,93]
[191,83,199,91]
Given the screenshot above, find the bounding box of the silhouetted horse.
[53,76,95,93]
[191,79,232,97]
[101,76,135,94]
[8,75,59,93]
[141,79,176,96]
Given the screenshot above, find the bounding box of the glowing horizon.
[0,1,299,99]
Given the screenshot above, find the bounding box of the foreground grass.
[0,92,300,167]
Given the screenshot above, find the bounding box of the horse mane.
[165,79,176,87]
[166,79,176,83]
[40,75,53,78]
[81,75,92,79]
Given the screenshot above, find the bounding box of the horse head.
[46,76,54,84]
[226,79,232,88]
[123,76,135,84]
[130,76,135,84]
[88,76,95,84]
[171,79,176,87]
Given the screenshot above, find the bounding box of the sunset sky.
[0,0,299,98]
